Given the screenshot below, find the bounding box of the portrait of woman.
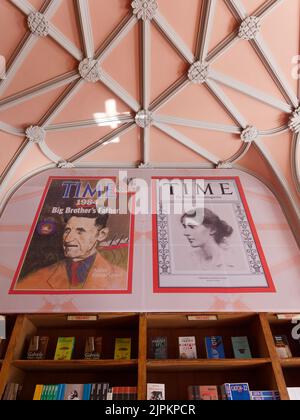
[181,208,235,271]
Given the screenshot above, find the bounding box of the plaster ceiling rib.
[153,122,219,165]
[11,0,83,61]
[0,71,80,111]
[226,143,251,166]
[38,139,61,163]
[259,125,289,136]
[9,0,34,14]
[149,76,190,113]
[48,24,83,61]
[205,79,248,128]
[99,71,140,113]
[209,69,292,113]
[68,122,136,164]
[251,35,299,109]
[292,133,300,194]
[0,139,31,193]
[196,0,217,61]
[96,15,138,64]
[255,0,285,19]
[153,12,195,64]
[207,32,239,65]
[76,0,94,59]
[141,19,151,164]
[0,33,37,97]
[225,0,298,108]
[0,121,24,136]
[153,115,240,134]
[254,140,300,220]
[38,79,84,128]
[45,115,134,132]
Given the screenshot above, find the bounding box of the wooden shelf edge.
[147,358,271,369]
[11,359,138,371]
[280,358,300,368]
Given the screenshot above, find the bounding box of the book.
[114,338,131,360]
[89,383,110,400]
[274,335,292,359]
[54,337,75,361]
[27,336,49,360]
[62,384,86,400]
[188,385,219,400]
[0,338,5,359]
[150,336,168,359]
[251,391,280,401]
[221,383,251,400]
[205,336,225,359]
[147,383,165,401]
[84,337,102,360]
[287,387,300,400]
[178,336,197,359]
[231,336,252,359]
[2,383,23,400]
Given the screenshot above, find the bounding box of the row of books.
[32,384,137,400]
[151,336,252,360]
[27,336,132,361]
[147,383,280,401]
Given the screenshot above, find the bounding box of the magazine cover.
[10,177,135,294]
[152,177,275,293]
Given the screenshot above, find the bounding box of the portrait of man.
[11,177,133,293]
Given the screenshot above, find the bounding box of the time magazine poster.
[152,177,275,293]
[10,177,134,294]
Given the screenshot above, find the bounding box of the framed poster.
[152,177,275,293]
[10,177,135,294]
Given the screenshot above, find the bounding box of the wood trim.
[259,313,290,400]
[138,313,147,400]
[0,315,25,399]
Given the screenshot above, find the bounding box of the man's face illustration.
[63,217,108,261]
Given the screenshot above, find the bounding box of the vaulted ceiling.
[0,0,299,230]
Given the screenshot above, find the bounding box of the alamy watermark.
[291,317,300,340]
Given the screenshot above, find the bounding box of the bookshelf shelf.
[147,359,271,372]
[12,359,138,372]
[0,313,299,400]
[280,359,300,368]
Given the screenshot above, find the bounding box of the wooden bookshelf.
[0,313,299,400]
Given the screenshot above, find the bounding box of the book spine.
[33,385,43,400]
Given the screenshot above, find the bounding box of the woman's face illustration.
[182,217,214,248]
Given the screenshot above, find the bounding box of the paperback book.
[89,383,110,400]
[250,391,280,401]
[231,336,252,359]
[84,337,102,360]
[0,338,5,359]
[287,387,300,400]
[221,383,251,400]
[178,336,197,359]
[205,336,225,359]
[274,335,292,359]
[54,337,75,361]
[147,383,165,401]
[114,338,131,360]
[27,336,49,360]
[188,385,219,400]
[150,336,168,359]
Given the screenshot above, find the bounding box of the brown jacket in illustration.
[15,252,127,291]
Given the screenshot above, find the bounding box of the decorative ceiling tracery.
[0,0,299,224]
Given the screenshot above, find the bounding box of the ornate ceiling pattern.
[0,0,299,225]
